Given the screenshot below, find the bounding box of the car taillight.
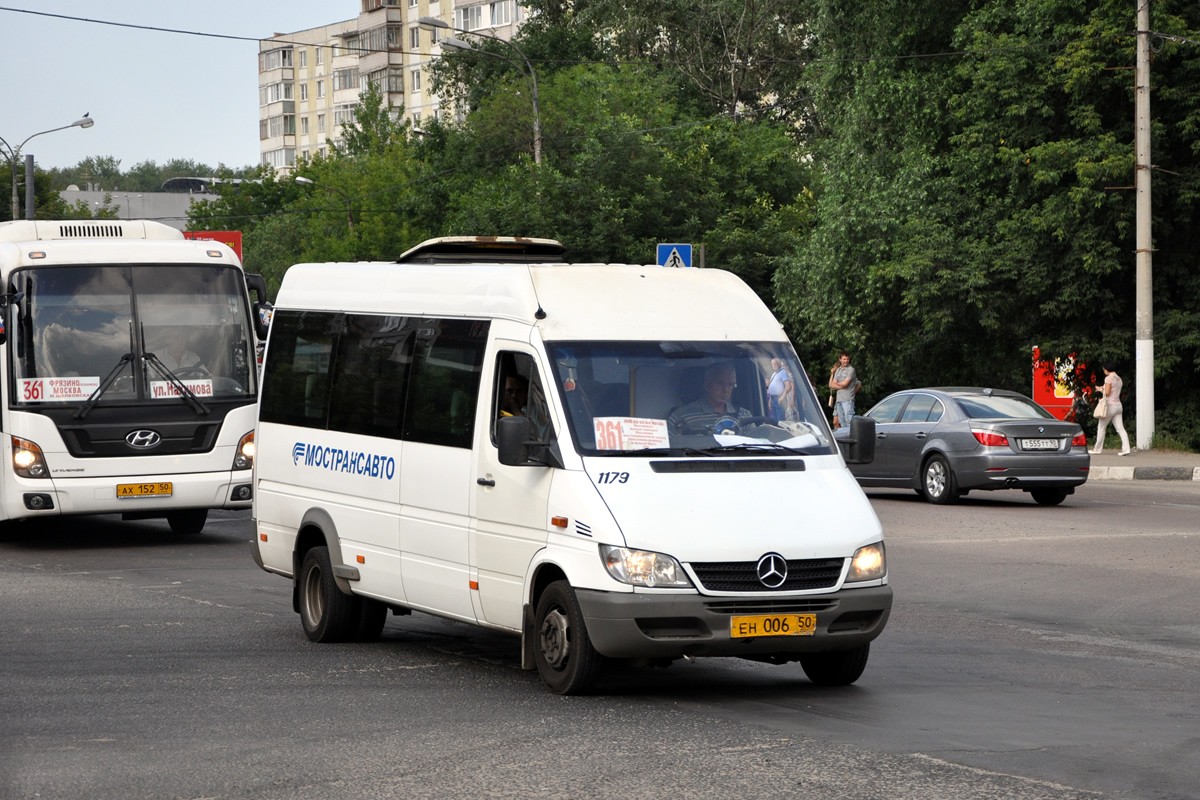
[971,429,1009,447]
[1072,432,1088,447]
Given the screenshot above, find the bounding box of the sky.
[1,2,360,172]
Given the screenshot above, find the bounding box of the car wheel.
[298,546,361,643]
[534,580,604,695]
[1031,488,1068,506]
[167,509,207,535]
[800,644,870,686]
[921,455,957,505]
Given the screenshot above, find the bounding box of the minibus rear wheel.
[167,509,207,535]
[799,643,870,686]
[534,581,603,695]
[298,546,361,643]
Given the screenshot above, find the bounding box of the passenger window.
[899,394,937,423]
[327,314,413,439]
[403,318,489,448]
[260,310,338,429]
[866,394,908,423]
[493,352,554,444]
[927,400,944,423]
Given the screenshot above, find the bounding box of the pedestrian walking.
[1092,361,1132,456]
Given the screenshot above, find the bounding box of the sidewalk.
[1087,448,1200,481]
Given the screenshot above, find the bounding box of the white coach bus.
[251,237,890,694]
[0,220,270,534]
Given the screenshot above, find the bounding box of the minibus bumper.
[575,584,892,660]
[7,469,254,519]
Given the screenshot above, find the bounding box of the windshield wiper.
[143,352,210,415]
[74,353,134,420]
[703,442,812,456]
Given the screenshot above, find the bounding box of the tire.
[533,580,604,695]
[355,598,389,641]
[298,546,361,643]
[921,455,957,505]
[1031,488,1068,506]
[167,509,208,535]
[799,643,870,686]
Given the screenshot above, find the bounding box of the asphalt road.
[1,481,1197,800]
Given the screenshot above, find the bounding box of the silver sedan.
[835,387,1091,505]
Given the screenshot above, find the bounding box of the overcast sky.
[1,1,358,172]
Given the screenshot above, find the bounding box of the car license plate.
[117,482,173,498]
[730,614,816,638]
[1022,439,1058,450]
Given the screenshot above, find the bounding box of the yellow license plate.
[731,614,817,638]
[117,482,173,498]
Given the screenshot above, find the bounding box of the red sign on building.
[183,230,243,262]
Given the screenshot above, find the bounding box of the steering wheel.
[172,367,210,380]
[708,415,777,436]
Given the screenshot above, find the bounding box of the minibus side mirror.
[838,415,876,465]
[497,416,532,466]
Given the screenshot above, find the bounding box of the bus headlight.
[233,431,255,470]
[600,545,692,588]
[13,437,49,479]
[846,542,886,582]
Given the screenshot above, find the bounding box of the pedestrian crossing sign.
[656,243,693,268]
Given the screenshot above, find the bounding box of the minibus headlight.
[12,437,50,479]
[600,545,692,588]
[846,542,886,582]
[233,431,255,470]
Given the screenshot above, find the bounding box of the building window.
[299,83,308,101]
[409,0,418,7]
[334,104,357,127]
[363,24,401,53]
[317,80,324,99]
[410,26,420,50]
[411,69,421,91]
[456,5,483,30]
[301,117,310,135]
[316,46,323,66]
[259,48,293,72]
[299,49,307,69]
[259,82,294,106]
[261,148,295,168]
[318,114,326,133]
[412,111,421,123]
[490,1,511,26]
[333,68,359,92]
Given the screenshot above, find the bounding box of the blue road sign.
[657,243,693,268]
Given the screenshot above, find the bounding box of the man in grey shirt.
[829,351,858,427]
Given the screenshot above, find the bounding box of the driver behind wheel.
[160,330,206,373]
[667,362,753,436]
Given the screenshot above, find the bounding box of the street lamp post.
[0,115,95,221]
[417,17,541,165]
[295,176,354,232]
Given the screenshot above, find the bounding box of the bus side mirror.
[244,274,271,341]
[0,291,24,346]
[497,415,532,466]
[839,415,876,465]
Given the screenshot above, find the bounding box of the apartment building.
[258,0,525,172]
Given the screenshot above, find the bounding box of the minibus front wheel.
[534,581,604,695]
[298,546,360,643]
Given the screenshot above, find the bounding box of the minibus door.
[472,350,554,630]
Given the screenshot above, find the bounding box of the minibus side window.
[403,318,489,449]
[492,352,553,444]
[328,314,413,439]
[260,310,339,429]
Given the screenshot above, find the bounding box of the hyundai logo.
[126,430,162,449]
[756,552,788,589]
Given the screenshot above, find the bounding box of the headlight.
[600,545,693,588]
[233,431,255,470]
[847,542,886,582]
[12,437,49,479]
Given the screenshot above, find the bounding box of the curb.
[1090,466,1200,481]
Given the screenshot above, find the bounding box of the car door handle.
[477,478,496,487]
[876,433,887,439]
[915,432,927,440]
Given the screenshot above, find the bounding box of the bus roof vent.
[57,223,125,239]
[396,236,567,264]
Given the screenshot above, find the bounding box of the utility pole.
[1134,0,1153,450]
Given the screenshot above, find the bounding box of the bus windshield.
[545,340,836,457]
[11,264,257,404]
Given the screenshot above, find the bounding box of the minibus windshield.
[11,264,257,405]
[546,341,836,457]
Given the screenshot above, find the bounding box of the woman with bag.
[1092,361,1131,456]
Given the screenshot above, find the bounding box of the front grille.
[704,599,838,615]
[689,558,844,592]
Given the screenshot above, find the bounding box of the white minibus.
[0,220,269,533]
[252,237,890,694]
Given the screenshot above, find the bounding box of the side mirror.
[839,415,876,465]
[244,274,271,341]
[497,415,532,466]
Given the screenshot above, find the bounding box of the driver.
[160,331,205,373]
[667,362,753,436]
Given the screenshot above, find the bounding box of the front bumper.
[576,584,892,660]
[7,469,253,519]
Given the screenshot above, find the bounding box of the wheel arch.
[290,507,352,613]
[520,559,569,670]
